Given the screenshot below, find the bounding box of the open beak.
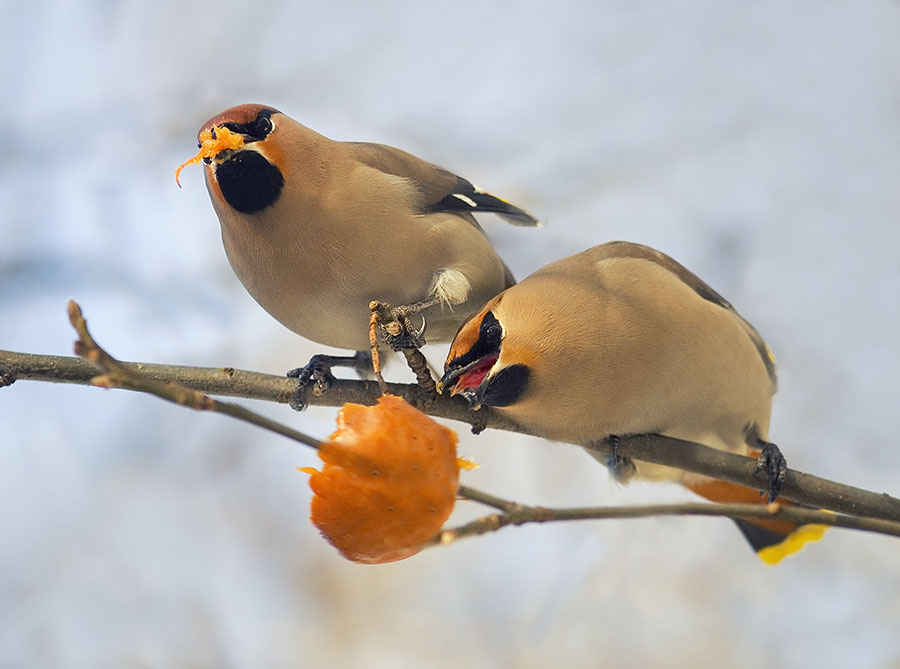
[438,353,499,409]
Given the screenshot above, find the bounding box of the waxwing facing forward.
[440,241,825,563]
[194,104,538,374]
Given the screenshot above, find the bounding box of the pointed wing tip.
[498,210,543,228]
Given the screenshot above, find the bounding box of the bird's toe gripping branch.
[605,435,638,484]
[754,440,788,502]
[287,352,371,411]
[370,301,430,352]
[369,300,438,396]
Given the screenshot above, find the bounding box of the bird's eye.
[480,312,502,347]
[253,115,273,138]
[220,110,276,142]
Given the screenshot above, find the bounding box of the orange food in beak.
[174,125,246,187]
[303,395,460,564]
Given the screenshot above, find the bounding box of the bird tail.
[466,190,542,227]
[682,477,828,564]
[429,176,541,226]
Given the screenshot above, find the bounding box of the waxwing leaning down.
[440,241,825,563]
[192,104,539,398]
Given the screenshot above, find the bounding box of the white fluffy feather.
[429,268,472,308]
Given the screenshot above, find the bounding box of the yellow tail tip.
[757,523,829,565]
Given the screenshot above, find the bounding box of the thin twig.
[400,347,437,397]
[367,305,388,395]
[433,486,900,547]
[65,301,323,450]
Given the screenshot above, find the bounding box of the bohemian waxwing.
[441,241,823,562]
[194,104,538,387]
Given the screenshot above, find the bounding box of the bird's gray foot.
[369,299,439,394]
[605,435,637,484]
[383,306,428,350]
[753,440,787,502]
[370,298,440,352]
[287,351,371,411]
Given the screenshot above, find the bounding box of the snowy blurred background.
[2,1,899,667]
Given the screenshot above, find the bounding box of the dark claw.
[754,440,787,502]
[457,387,482,411]
[605,435,636,483]
[286,354,345,411]
[286,351,373,411]
[288,392,308,412]
[380,308,427,351]
[606,435,621,470]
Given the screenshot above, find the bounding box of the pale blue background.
[2,1,899,667]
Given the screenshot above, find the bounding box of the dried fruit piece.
[304,395,460,564]
[457,456,480,471]
[174,126,245,187]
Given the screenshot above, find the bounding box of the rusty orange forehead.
[444,295,504,366]
[198,103,280,140]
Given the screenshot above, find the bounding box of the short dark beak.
[438,356,497,411]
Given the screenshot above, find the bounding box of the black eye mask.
[220,108,277,143]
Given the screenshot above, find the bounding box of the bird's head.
[439,295,532,411]
[194,104,286,215]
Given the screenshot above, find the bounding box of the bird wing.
[346,141,540,227]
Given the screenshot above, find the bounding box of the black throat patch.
[481,364,531,407]
[215,149,284,215]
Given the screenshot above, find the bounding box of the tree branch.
[0,347,524,430]
[2,304,899,528]
[67,300,897,548]
[62,301,323,450]
[435,486,900,547]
